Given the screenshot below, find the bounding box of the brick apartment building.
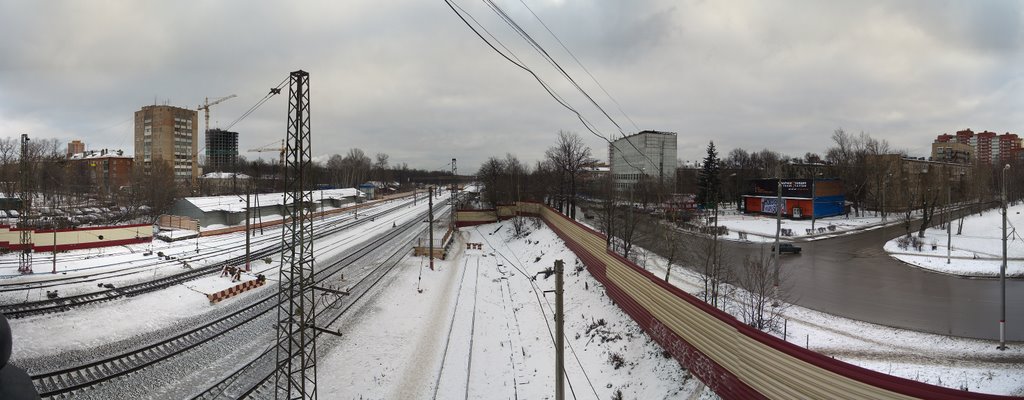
[134,105,199,181]
[933,129,1020,164]
[67,149,134,197]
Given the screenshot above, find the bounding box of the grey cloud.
[0,0,1021,171]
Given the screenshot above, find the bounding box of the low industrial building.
[168,188,365,229]
[741,178,845,219]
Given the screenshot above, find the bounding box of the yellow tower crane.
[248,139,286,190]
[197,94,237,134]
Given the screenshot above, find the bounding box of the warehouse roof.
[183,188,365,213]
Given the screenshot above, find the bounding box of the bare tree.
[696,229,731,308]
[545,131,593,220]
[736,250,787,332]
[0,137,16,196]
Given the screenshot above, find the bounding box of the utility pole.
[245,183,252,272]
[52,226,57,274]
[946,183,951,265]
[773,173,782,305]
[18,133,32,274]
[553,259,565,400]
[275,70,318,400]
[428,187,434,271]
[998,164,1009,350]
[451,158,457,230]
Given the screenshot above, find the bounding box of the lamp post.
[882,173,892,222]
[946,181,952,265]
[998,164,1009,350]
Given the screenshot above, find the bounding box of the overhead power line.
[516,0,642,132]
[443,0,660,177]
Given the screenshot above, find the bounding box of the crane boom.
[198,94,237,134]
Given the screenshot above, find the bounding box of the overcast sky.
[1,0,1021,172]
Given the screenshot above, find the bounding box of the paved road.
[629,213,1024,342]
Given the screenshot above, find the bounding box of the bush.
[607,352,625,370]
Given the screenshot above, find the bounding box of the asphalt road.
[628,212,1024,342]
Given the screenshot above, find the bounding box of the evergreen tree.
[697,141,721,209]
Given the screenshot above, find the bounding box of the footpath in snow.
[884,203,1024,278]
[712,210,898,243]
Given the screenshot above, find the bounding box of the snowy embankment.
[317,220,710,399]
[471,215,1021,396]
[884,204,1024,277]
[635,251,1024,396]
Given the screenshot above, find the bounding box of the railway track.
[0,198,421,319]
[191,207,445,400]
[30,205,441,399]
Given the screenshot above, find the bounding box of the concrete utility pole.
[999,164,1009,350]
[773,174,782,305]
[245,184,252,272]
[451,158,457,230]
[946,183,952,265]
[553,259,565,400]
[429,187,434,271]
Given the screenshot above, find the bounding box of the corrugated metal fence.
[460,203,1011,400]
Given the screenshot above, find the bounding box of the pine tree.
[698,141,721,210]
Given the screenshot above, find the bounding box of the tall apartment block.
[204,128,239,173]
[933,129,1020,164]
[609,130,677,192]
[134,105,199,181]
[66,140,85,159]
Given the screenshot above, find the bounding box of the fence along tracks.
[0,199,416,319]
[30,205,438,399]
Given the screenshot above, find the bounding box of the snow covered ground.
[884,204,1024,277]
[6,196,440,364]
[715,210,898,243]
[639,250,1024,396]
[317,220,710,399]
[7,199,1021,398]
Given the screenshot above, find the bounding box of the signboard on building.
[762,197,779,214]
[750,179,813,198]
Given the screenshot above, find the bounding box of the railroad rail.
[30,205,438,398]
[190,207,440,400]
[1,198,419,318]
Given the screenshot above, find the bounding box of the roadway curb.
[886,256,1024,280]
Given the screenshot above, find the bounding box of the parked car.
[771,243,802,254]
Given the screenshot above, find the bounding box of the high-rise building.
[933,129,1020,164]
[204,128,239,172]
[134,105,198,181]
[66,140,85,159]
[609,130,677,192]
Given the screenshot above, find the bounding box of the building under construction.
[205,128,239,172]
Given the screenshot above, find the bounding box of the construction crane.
[248,139,285,166]
[248,139,286,191]
[197,94,237,134]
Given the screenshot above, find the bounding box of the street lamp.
[998,164,1009,350]
[882,173,893,222]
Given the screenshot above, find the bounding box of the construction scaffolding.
[274,70,317,400]
[204,128,239,172]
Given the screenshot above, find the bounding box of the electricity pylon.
[274,70,318,400]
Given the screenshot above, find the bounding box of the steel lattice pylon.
[275,70,317,400]
[18,134,32,274]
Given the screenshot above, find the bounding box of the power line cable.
[443,0,651,177]
[478,0,663,178]
[516,0,641,132]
